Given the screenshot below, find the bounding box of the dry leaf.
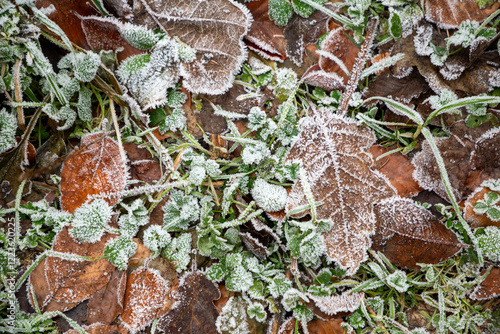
[133,0,251,95]
[29,227,117,312]
[373,197,463,269]
[65,323,128,334]
[370,145,423,198]
[424,0,500,29]
[306,291,364,320]
[363,70,429,104]
[469,267,500,300]
[60,132,128,214]
[121,258,177,331]
[471,127,500,179]
[124,143,162,185]
[157,270,221,334]
[245,0,287,62]
[285,109,395,273]
[87,268,127,324]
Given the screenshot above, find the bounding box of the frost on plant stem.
[70,198,113,243]
[143,225,171,253]
[251,178,288,212]
[477,226,500,262]
[0,109,17,154]
[163,190,200,230]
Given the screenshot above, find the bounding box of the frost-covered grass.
[1,0,500,333]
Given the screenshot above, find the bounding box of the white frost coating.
[248,57,272,75]
[216,296,251,334]
[0,109,17,154]
[251,178,288,212]
[413,24,433,57]
[70,198,113,243]
[307,291,364,315]
[143,225,171,252]
[470,127,500,168]
[477,226,500,262]
[241,141,270,165]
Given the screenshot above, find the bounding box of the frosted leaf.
[274,67,298,97]
[159,108,187,134]
[477,226,500,262]
[176,39,196,63]
[268,273,292,298]
[222,176,240,216]
[447,20,478,48]
[427,90,459,113]
[307,290,364,316]
[57,105,77,131]
[203,159,222,178]
[251,178,288,212]
[248,57,272,76]
[216,296,251,334]
[483,179,500,192]
[291,0,326,18]
[77,85,92,122]
[226,265,253,292]
[166,89,187,108]
[104,236,137,270]
[466,101,488,116]
[385,270,409,293]
[285,111,396,274]
[0,109,17,154]
[163,190,199,230]
[282,288,309,311]
[57,71,80,101]
[206,263,227,282]
[241,141,270,165]
[302,64,345,91]
[143,225,171,252]
[268,0,294,27]
[226,253,243,269]
[248,107,267,130]
[117,39,179,110]
[413,25,433,57]
[70,198,112,243]
[73,51,101,83]
[135,0,251,95]
[25,200,71,232]
[247,302,267,322]
[424,0,500,29]
[120,23,159,50]
[299,232,325,267]
[163,233,192,272]
[188,166,206,186]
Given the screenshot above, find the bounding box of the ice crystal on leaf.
[163,190,199,230]
[166,89,187,108]
[0,109,17,154]
[225,265,253,292]
[158,108,186,134]
[274,67,298,98]
[70,198,113,243]
[23,199,71,233]
[143,225,171,253]
[268,0,294,27]
[216,296,251,334]
[162,233,192,272]
[386,270,409,293]
[268,273,292,298]
[477,226,500,262]
[285,109,395,274]
[307,291,364,316]
[473,191,500,221]
[242,141,270,165]
[291,0,326,18]
[57,51,100,83]
[77,86,92,122]
[247,302,266,322]
[251,178,288,212]
[120,23,159,50]
[248,107,267,131]
[104,236,137,270]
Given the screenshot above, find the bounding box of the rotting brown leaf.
[124,143,162,186]
[306,291,364,320]
[363,70,429,104]
[245,0,287,62]
[370,145,423,198]
[87,267,127,324]
[424,0,500,29]
[285,108,396,274]
[121,257,177,331]
[60,132,128,214]
[469,267,500,300]
[471,127,500,179]
[157,270,221,334]
[133,0,251,95]
[373,197,463,269]
[29,227,117,312]
[65,323,128,334]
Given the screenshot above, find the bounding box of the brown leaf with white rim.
[373,197,463,269]
[470,267,500,300]
[285,108,396,274]
[60,132,128,214]
[306,291,364,320]
[424,0,500,29]
[133,0,252,95]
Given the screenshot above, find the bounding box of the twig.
[14,58,26,131]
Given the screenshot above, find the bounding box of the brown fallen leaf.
[363,70,429,104]
[285,108,396,273]
[370,145,423,198]
[245,0,287,62]
[29,227,117,312]
[424,0,500,29]
[124,143,162,185]
[157,270,221,334]
[87,267,127,324]
[373,197,463,269]
[132,0,251,95]
[60,132,128,214]
[464,186,500,228]
[65,323,128,334]
[121,257,177,331]
[471,127,500,179]
[306,291,364,320]
[470,267,500,300]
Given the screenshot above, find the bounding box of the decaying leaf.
[157,270,221,334]
[245,0,287,62]
[29,227,117,312]
[285,108,396,273]
[87,268,127,324]
[60,132,128,214]
[373,197,463,269]
[306,291,364,320]
[424,0,500,29]
[133,0,252,95]
[124,143,162,186]
[363,70,429,104]
[121,258,177,331]
[470,267,500,300]
[412,135,475,203]
[370,145,423,198]
[65,323,128,334]
[471,127,500,179]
